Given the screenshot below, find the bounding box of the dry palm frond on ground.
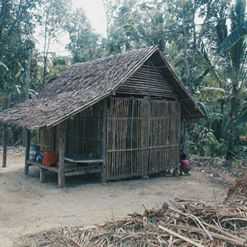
[226,172,247,201]
[16,197,247,247]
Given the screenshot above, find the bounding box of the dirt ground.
[0,148,228,247]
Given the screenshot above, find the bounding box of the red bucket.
[42,151,58,167]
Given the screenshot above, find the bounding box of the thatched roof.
[0,47,202,129]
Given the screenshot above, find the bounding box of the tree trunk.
[225,82,239,165]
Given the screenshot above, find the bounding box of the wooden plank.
[2,124,7,168]
[107,144,178,153]
[64,157,104,163]
[27,160,58,173]
[40,164,57,173]
[65,167,102,177]
[57,122,66,188]
[24,129,31,174]
[106,173,142,181]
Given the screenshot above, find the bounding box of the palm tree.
[219,0,247,163]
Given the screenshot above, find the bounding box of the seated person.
[180,152,191,175]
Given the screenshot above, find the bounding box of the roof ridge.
[72,46,157,66]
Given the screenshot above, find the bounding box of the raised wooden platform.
[26,159,103,185]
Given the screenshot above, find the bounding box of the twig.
[173,224,247,246]
[203,222,247,243]
[169,207,213,240]
[158,225,205,247]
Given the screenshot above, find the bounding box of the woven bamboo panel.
[106,97,149,179]
[106,97,181,180]
[148,100,180,174]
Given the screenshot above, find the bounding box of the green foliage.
[189,124,226,157]
[40,0,71,84]
[0,0,41,100]
[46,55,70,81]
[218,21,247,53]
[64,9,105,63]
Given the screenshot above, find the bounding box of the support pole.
[57,123,66,188]
[24,129,31,175]
[143,97,151,177]
[40,168,46,183]
[2,124,7,168]
[101,99,108,183]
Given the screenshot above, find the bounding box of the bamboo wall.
[65,103,103,159]
[106,97,149,179]
[148,100,180,175]
[105,96,181,180]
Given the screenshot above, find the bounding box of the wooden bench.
[26,159,103,185]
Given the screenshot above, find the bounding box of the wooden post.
[57,123,66,188]
[40,168,46,183]
[101,99,108,183]
[2,124,7,168]
[24,129,31,174]
[143,97,151,178]
[2,96,9,168]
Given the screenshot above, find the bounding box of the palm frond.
[218,21,247,53]
[239,41,247,87]
[197,40,224,87]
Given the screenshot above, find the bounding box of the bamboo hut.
[0,47,203,187]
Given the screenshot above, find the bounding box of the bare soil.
[0,148,227,247]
